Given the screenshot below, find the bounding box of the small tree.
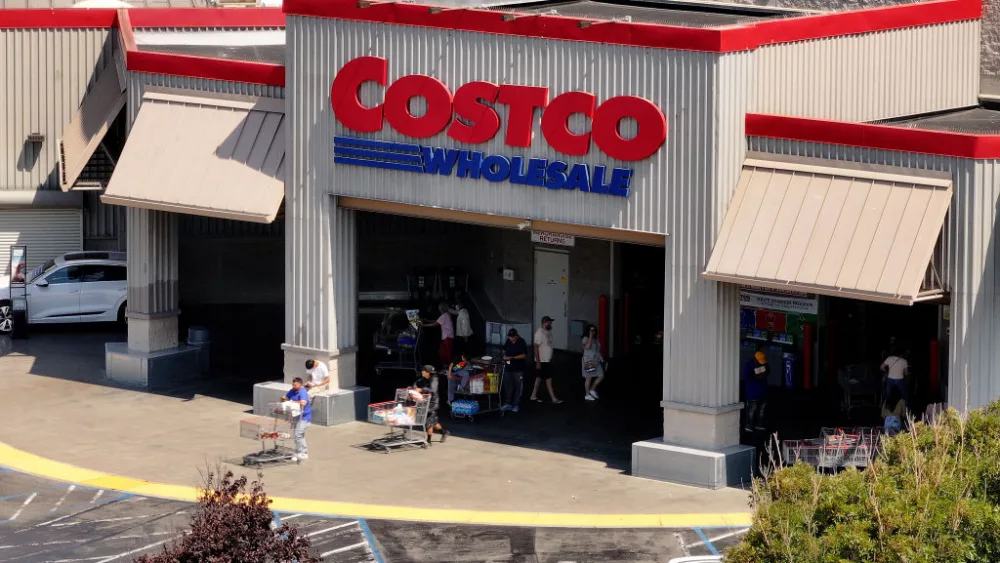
[726,403,1000,563]
[136,470,319,563]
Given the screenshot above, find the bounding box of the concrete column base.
[105,341,200,391]
[630,401,754,489]
[632,439,755,489]
[281,343,358,388]
[127,313,179,353]
[253,381,370,426]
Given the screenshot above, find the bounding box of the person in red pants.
[423,302,454,368]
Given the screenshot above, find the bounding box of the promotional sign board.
[740,290,818,316]
[9,246,26,285]
[531,231,575,247]
[330,57,668,199]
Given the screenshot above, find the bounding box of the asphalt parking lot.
[0,468,745,562]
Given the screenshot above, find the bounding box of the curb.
[0,442,752,528]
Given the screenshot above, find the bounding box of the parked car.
[0,251,127,335]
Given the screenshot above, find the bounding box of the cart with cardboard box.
[449,356,505,422]
[239,402,301,467]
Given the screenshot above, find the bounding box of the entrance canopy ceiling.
[101,88,285,223]
[703,154,952,305]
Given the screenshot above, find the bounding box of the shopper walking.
[881,348,909,404]
[415,364,448,444]
[281,377,311,462]
[501,328,528,412]
[581,325,605,401]
[743,350,769,432]
[450,301,473,358]
[531,316,562,403]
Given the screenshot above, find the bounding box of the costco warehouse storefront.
[13,0,996,488]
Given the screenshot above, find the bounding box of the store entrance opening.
[741,288,946,464]
[352,210,664,469]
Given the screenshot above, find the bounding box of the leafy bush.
[726,404,1000,563]
[136,470,319,563]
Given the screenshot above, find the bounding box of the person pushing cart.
[415,365,449,444]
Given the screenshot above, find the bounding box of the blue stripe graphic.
[333,146,423,164]
[694,527,720,556]
[334,156,425,173]
[334,136,421,153]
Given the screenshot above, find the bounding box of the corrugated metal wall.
[0,27,114,191]
[126,70,285,130]
[83,190,125,250]
[0,209,82,276]
[754,20,980,122]
[291,16,721,236]
[748,136,1000,412]
[126,207,178,315]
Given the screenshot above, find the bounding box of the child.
[447,355,472,405]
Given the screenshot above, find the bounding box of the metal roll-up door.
[0,209,83,276]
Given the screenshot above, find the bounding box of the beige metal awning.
[703,154,952,305]
[101,89,285,223]
[59,66,127,191]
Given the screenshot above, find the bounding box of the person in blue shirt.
[282,377,312,462]
[743,350,769,432]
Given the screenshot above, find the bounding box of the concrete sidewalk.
[0,331,750,520]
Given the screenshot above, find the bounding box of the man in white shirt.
[450,301,473,358]
[530,316,562,404]
[881,350,909,403]
[304,359,331,399]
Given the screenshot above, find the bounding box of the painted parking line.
[0,442,753,528]
[8,492,37,521]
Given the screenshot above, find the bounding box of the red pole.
[803,322,813,390]
[598,295,608,355]
[623,292,631,354]
[929,339,940,399]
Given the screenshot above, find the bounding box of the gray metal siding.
[83,190,125,248]
[290,16,723,236]
[754,20,980,122]
[747,137,1000,412]
[126,71,285,130]
[1,27,114,191]
[126,207,178,315]
[0,209,82,276]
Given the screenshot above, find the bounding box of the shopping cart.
[367,388,431,453]
[450,356,505,422]
[240,402,299,467]
[781,426,885,471]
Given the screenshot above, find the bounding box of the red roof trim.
[282,0,980,54]
[127,50,285,87]
[0,7,284,30]
[746,113,1000,160]
[0,8,117,28]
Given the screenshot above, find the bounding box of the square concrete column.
[106,209,201,390]
[255,195,369,426]
[632,263,754,489]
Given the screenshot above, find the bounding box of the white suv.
[0,252,127,335]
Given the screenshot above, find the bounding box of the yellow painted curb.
[0,442,752,528]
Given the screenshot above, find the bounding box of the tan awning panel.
[101,90,285,223]
[703,155,952,305]
[59,66,126,191]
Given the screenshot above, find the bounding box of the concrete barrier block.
[631,438,755,490]
[105,342,200,391]
[252,382,370,427]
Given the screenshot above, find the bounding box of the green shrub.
[726,404,1000,563]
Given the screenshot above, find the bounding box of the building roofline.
[282,0,979,54]
[0,6,285,29]
[746,113,1000,160]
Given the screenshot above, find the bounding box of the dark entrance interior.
[743,294,944,465]
[354,212,666,470]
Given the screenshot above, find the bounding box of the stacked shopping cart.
[781,427,884,471]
